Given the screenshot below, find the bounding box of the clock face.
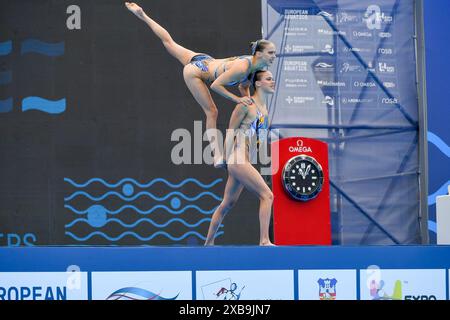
[282,155,324,201]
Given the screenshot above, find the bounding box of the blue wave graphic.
[428,132,450,157]
[428,180,450,205]
[22,97,66,114]
[0,40,12,56]
[66,217,221,228]
[0,98,13,113]
[21,39,64,56]
[64,190,222,202]
[64,177,222,189]
[65,204,217,215]
[0,71,12,85]
[65,230,224,242]
[428,220,437,233]
[106,287,179,300]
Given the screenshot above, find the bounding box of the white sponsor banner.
[298,270,357,300]
[91,271,192,300]
[196,270,294,300]
[360,269,446,300]
[0,272,88,300]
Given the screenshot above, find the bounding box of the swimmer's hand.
[237,96,254,106]
[125,2,145,19]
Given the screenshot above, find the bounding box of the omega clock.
[282,155,324,201]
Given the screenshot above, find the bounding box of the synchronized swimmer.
[125,2,277,168]
[204,70,276,246]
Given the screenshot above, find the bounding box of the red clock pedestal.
[271,137,332,245]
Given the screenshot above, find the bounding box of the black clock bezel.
[281,155,324,201]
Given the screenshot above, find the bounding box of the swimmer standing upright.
[205,70,276,246]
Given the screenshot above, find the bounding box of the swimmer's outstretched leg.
[125,2,197,65]
[127,2,224,166]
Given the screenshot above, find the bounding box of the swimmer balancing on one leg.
[125,2,276,167]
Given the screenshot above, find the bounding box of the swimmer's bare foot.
[214,157,227,169]
[260,241,276,246]
[125,2,145,19]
